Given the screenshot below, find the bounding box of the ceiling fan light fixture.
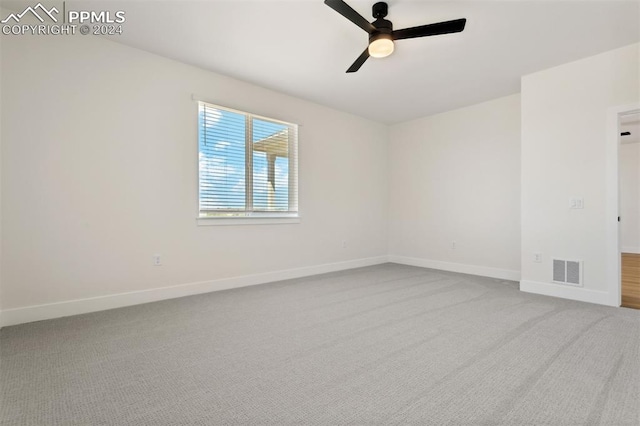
[324,0,466,72]
[368,34,394,58]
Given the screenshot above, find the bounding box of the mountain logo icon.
[1,3,59,24]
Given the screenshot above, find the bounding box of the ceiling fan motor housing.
[370,21,393,45]
[371,1,393,42]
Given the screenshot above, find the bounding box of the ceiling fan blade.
[325,0,375,33]
[392,18,466,40]
[346,48,370,73]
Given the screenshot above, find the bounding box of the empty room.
[1,0,639,424]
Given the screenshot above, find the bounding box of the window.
[198,101,298,220]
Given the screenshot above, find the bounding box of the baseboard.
[621,246,640,254]
[388,255,520,281]
[0,256,388,328]
[519,280,612,306]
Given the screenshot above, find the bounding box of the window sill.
[197,216,301,226]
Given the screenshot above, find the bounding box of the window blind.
[198,102,298,217]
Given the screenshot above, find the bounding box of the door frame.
[606,103,640,307]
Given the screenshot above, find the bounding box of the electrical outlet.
[451,241,457,250]
[153,254,162,266]
[533,253,542,263]
[341,240,347,249]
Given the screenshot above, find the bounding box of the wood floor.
[622,253,640,309]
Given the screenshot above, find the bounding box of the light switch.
[570,197,584,209]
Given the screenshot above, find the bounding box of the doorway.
[619,112,640,309]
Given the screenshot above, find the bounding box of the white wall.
[620,142,640,253]
[3,32,638,326]
[521,43,639,305]
[0,34,389,323]
[388,94,521,280]
[0,32,3,319]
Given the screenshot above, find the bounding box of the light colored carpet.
[1,263,639,425]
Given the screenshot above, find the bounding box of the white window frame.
[196,100,299,226]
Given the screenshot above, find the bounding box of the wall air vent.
[552,259,583,286]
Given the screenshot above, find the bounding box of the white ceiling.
[4,0,639,123]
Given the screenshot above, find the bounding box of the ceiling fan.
[324,0,467,73]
